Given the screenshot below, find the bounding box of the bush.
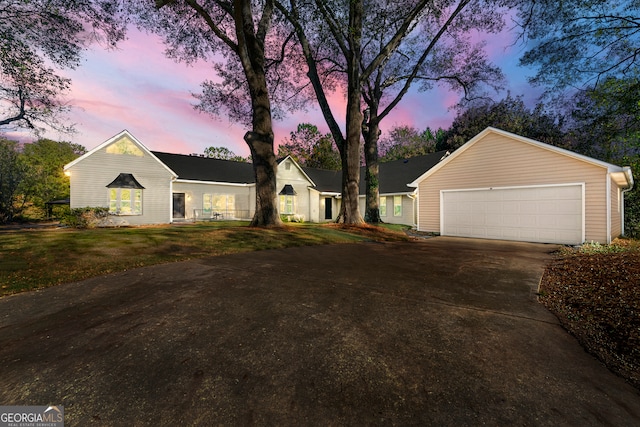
[62,207,109,229]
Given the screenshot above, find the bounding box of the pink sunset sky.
[5,26,538,158]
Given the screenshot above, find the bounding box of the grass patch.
[0,222,408,296]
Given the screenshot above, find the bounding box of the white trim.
[278,156,316,187]
[409,127,630,187]
[606,174,612,243]
[440,182,585,193]
[174,179,255,187]
[64,130,178,178]
[440,183,586,244]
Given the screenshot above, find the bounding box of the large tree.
[0,0,125,133]
[143,0,308,227]
[358,0,509,222]
[277,0,432,223]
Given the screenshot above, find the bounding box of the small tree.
[277,123,341,170]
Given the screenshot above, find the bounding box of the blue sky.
[6,25,539,157]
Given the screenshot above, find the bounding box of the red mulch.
[539,248,640,390]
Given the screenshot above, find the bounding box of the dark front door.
[324,197,332,220]
[173,193,185,219]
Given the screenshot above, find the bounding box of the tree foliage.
[20,139,86,209]
[0,138,83,223]
[0,139,26,223]
[277,123,340,170]
[0,0,126,133]
[519,0,640,90]
[137,0,311,227]
[444,94,566,150]
[204,146,248,162]
[379,126,446,162]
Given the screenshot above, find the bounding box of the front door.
[324,197,332,220]
[173,193,186,219]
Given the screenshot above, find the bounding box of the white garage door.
[441,184,584,245]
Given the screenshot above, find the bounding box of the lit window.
[106,137,143,156]
[379,196,387,217]
[393,195,402,217]
[106,173,144,215]
[279,184,297,214]
[280,195,295,214]
[203,194,235,217]
[109,188,143,215]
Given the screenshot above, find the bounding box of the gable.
[410,127,631,187]
[64,130,177,178]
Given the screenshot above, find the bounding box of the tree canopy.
[277,123,341,170]
[0,0,125,133]
[519,0,640,90]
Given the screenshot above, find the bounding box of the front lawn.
[539,239,640,390]
[0,222,409,296]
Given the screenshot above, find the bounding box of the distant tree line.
[0,139,84,223]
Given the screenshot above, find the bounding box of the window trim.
[109,188,143,216]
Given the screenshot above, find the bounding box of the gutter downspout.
[621,166,635,236]
[407,192,418,228]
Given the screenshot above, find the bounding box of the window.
[280,195,295,214]
[379,196,387,217]
[106,137,143,156]
[393,195,402,217]
[109,188,142,215]
[106,173,144,215]
[203,194,235,216]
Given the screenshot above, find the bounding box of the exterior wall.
[276,159,314,221]
[610,175,622,239]
[371,194,416,225]
[172,181,254,221]
[67,135,174,225]
[417,132,610,243]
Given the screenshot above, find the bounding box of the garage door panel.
[442,185,583,245]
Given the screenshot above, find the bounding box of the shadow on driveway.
[1,237,639,425]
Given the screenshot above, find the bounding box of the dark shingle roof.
[301,167,342,193]
[152,150,448,194]
[152,151,255,184]
[369,151,449,194]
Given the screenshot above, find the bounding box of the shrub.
[62,207,109,229]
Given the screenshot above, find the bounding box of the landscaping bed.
[539,240,640,390]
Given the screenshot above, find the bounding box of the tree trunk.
[363,116,382,223]
[245,131,281,227]
[336,0,364,225]
[234,0,282,227]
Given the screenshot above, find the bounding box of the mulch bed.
[539,249,640,390]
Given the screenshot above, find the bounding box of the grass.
[0,221,410,296]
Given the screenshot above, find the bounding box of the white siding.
[67,135,174,225]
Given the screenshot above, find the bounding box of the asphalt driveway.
[1,237,639,425]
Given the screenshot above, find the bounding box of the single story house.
[64,130,444,227]
[409,127,634,245]
[64,128,634,244]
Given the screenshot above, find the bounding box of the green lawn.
[0,222,410,296]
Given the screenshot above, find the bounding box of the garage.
[441,184,584,245]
